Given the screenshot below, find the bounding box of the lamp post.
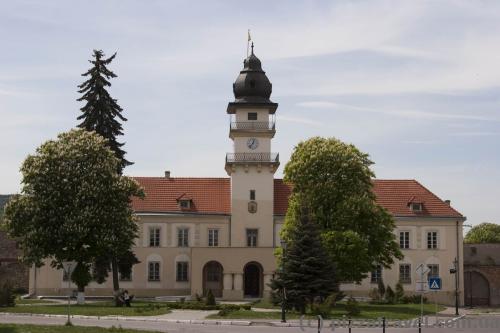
[280,239,287,323]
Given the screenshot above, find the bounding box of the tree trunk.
[77,286,85,305]
[112,257,120,306]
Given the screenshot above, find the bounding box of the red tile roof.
[132,177,463,218]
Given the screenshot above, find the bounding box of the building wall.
[341,218,464,305]
[0,231,29,291]
[30,214,464,305]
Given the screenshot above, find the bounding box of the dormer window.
[179,199,191,210]
[410,202,422,212]
[176,193,193,210]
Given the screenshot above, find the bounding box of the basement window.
[248,112,257,120]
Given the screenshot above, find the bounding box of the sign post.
[429,277,442,325]
[415,264,430,327]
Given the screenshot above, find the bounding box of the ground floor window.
[370,265,382,283]
[427,264,439,279]
[148,262,160,281]
[399,264,411,284]
[176,261,189,282]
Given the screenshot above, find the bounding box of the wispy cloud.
[278,115,324,127]
[296,101,497,121]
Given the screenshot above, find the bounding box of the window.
[176,262,189,282]
[179,199,191,209]
[399,231,410,249]
[370,265,382,284]
[148,262,160,281]
[248,112,257,120]
[399,264,411,284]
[410,203,422,211]
[119,270,132,281]
[208,229,219,247]
[427,231,438,249]
[250,190,256,201]
[62,270,70,281]
[178,228,189,247]
[246,229,258,247]
[427,264,439,280]
[149,227,161,247]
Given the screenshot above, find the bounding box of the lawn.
[0,302,171,317]
[0,324,160,333]
[208,302,445,320]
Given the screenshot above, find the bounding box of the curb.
[0,312,251,326]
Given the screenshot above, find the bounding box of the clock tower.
[226,44,279,248]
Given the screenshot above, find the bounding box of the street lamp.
[280,239,287,323]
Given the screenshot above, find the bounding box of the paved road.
[1,314,500,332]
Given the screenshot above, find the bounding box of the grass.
[0,324,160,333]
[208,302,446,320]
[0,301,171,317]
[250,299,279,309]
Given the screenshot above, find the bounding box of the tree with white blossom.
[3,129,143,304]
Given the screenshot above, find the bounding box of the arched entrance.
[465,271,490,306]
[203,261,223,298]
[244,262,263,298]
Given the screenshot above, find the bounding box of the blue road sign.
[429,277,441,290]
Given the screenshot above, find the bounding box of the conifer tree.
[77,50,135,305]
[77,49,132,172]
[271,204,338,314]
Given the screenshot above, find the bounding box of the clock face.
[247,138,259,150]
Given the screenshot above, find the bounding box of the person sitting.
[123,290,131,307]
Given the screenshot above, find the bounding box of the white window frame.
[427,231,438,249]
[176,261,189,282]
[399,264,411,284]
[208,229,219,247]
[246,229,258,247]
[148,261,160,281]
[149,227,161,247]
[399,231,410,249]
[178,228,189,247]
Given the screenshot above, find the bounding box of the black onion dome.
[232,47,273,103]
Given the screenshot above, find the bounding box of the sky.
[0,0,499,226]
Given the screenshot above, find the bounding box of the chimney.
[444,199,451,206]
[164,171,171,179]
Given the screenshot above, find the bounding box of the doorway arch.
[203,261,223,298]
[465,270,490,306]
[244,262,263,298]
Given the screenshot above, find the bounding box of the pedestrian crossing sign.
[428,277,441,290]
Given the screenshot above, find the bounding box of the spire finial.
[251,42,254,54]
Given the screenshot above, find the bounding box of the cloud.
[296,101,498,121]
[277,115,324,127]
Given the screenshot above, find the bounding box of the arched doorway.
[465,271,490,306]
[203,261,223,298]
[244,262,263,298]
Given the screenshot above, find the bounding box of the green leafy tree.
[377,279,386,298]
[282,137,403,283]
[271,205,337,314]
[385,286,395,304]
[77,49,137,303]
[3,129,143,303]
[464,223,500,243]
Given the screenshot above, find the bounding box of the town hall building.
[29,46,466,305]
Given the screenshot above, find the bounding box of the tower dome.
[232,44,273,103]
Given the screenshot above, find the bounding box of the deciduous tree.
[3,129,143,303]
[464,222,500,244]
[282,137,402,283]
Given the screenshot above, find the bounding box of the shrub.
[0,283,15,307]
[395,282,405,303]
[345,297,360,316]
[205,289,216,306]
[194,293,202,302]
[401,295,428,304]
[385,286,395,304]
[369,288,381,302]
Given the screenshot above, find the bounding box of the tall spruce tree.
[271,203,338,314]
[77,49,132,172]
[77,50,135,305]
